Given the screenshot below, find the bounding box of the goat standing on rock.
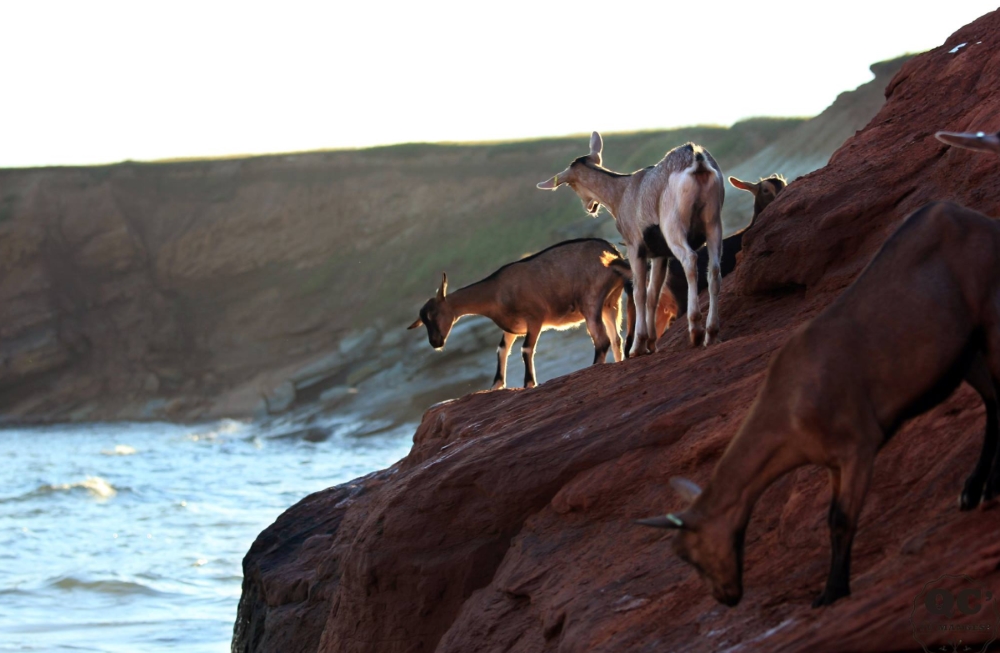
[657,174,787,335]
[408,239,634,389]
[637,130,1000,608]
[537,132,725,353]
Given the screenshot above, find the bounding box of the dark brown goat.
[637,132,1000,608]
[657,175,786,335]
[408,239,633,389]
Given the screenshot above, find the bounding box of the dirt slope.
[233,11,1000,653]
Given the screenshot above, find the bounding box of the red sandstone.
[235,12,1000,653]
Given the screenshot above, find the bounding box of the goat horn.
[437,273,448,300]
[635,513,685,529]
[935,130,1000,153]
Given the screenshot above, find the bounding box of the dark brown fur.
[640,201,1000,608]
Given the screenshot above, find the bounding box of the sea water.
[0,416,415,652]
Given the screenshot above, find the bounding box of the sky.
[1,0,998,168]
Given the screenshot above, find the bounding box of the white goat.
[537,132,725,353]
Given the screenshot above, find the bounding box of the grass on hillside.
[336,117,808,325]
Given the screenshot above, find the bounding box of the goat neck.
[690,408,807,536]
[443,277,503,323]
[570,160,631,219]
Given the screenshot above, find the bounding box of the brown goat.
[656,174,787,336]
[408,239,633,389]
[637,133,1000,608]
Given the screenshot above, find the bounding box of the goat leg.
[960,354,998,509]
[705,221,724,344]
[814,450,874,608]
[604,299,624,363]
[646,258,667,353]
[665,235,704,347]
[522,327,541,388]
[491,332,516,391]
[629,246,651,356]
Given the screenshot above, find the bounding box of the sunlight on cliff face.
[2,0,999,167]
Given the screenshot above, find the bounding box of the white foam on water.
[185,418,247,442]
[101,444,137,456]
[46,476,118,499]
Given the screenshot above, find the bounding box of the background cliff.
[233,11,1000,653]
[0,57,905,424]
[0,123,789,422]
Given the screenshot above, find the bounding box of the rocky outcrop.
[234,12,1000,653]
[721,54,912,232]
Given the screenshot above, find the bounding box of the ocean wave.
[40,476,117,499]
[100,444,137,456]
[48,576,167,597]
[185,418,247,442]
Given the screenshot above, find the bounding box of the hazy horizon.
[3,0,997,168]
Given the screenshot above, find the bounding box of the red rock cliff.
[234,12,1000,653]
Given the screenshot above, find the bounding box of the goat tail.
[607,257,633,280]
[623,278,635,359]
[687,147,724,209]
[691,148,712,176]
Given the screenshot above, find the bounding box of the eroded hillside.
[0,54,903,424]
[0,122,800,423]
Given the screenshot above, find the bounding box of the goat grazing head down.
[638,478,745,606]
[729,174,787,220]
[536,131,608,216]
[407,273,453,349]
[936,129,1000,154]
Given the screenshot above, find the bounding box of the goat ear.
[536,175,560,190]
[407,317,423,330]
[669,477,703,504]
[635,512,688,530]
[589,131,603,157]
[729,176,758,194]
[436,273,448,300]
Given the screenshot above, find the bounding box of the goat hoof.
[983,476,1000,505]
[490,382,506,391]
[960,489,981,511]
[690,328,706,348]
[961,478,984,510]
[706,327,720,345]
[811,587,849,608]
